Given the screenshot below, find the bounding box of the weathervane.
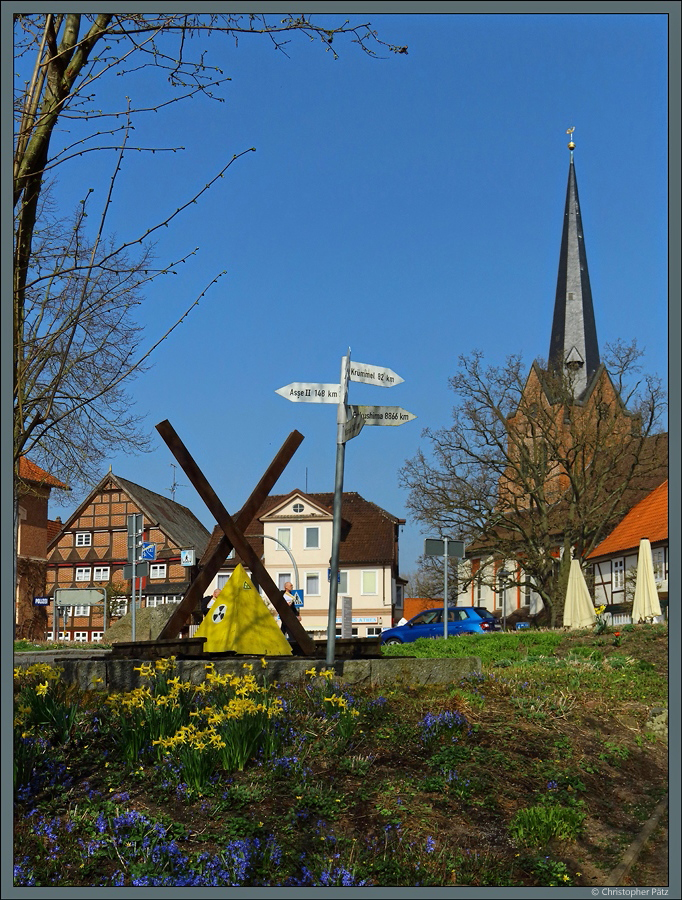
[566,126,576,153]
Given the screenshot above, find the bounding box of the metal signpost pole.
[327,352,350,666]
[276,352,413,665]
[443,537,449,639]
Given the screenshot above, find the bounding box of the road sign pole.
[444,537,449,639]
[327,352,350,666]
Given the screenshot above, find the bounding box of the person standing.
[280,581,301,636]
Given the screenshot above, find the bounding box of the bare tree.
[13,13,407,491]
[399,346,666,626]
[408,554,465,604]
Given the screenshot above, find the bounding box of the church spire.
[547,131,600,399]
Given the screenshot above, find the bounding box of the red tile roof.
[588,480,668,559]
[201,490,404,567]
[18,457,69,489]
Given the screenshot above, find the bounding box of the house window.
[293,503,304,513]
[217,574,230,590]
[150,564,166,579]
[306,573,320,595]
[652,548,665,581]
[146,596,159,608]
[74,632,89,642]
[612,558,625,590]
[72,605,89,617]
[276,528,291,549]
[58,632,71,641]
[361,571,378,595]
[336,627,358,638]
[75,532,92,547]
[523,582,531,606]
[93,566,110,582]
[91,632,104,642]
[338,571,349,594]
[278,573,292,590]
[305,527,320,549]
[366,626,382,637]
[75,567,91,582]
[476,575,483,602]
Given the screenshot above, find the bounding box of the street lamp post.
[498,567,510,632]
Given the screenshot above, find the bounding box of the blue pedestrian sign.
[141,542,156,561]
[291,589,304,608]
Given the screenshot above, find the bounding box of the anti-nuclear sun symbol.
[212,604,227,623]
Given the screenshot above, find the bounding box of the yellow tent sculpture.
[195,564,293,655]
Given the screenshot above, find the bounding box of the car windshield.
[474,608,495,619]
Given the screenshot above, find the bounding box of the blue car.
[381,606,500,645]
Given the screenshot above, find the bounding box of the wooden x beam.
[155,420,315,656]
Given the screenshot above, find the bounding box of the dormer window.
[293,503,304,513]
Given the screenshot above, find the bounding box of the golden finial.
[566,126,576,151]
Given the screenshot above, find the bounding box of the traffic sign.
[275,382,341,403]
[351,405,416,426]
[55,589,105,606]
[33,596,50,606]
[342,407,365,443]
[180,549,195,566]
[123,561,149,579]
[424,538,465,558]
[141,542,156,560]
[291,588,304,608]
[127,513,143,563]
[348,361,404,387]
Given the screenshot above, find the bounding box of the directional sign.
[342,406,365,443]
[275,382,341,403]
[352,405,416,426]
[348,361,404,387]
[141,542,156,560]
[54,589,105,607]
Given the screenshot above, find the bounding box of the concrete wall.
[14,652,482,692]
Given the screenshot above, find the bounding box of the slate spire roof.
[547,146,601,400]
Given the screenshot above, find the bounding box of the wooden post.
[155,421,315,656]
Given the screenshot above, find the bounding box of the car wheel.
[383,637,403,645]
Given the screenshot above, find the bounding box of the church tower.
[547,132,601,399]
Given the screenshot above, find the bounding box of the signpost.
[275,383,341,403]
[424,537,466,639]
[351,405,417,426]
[127,514,144,642]
[276,350,416,664]
[53,589,105,641]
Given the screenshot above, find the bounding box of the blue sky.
[20,11,670,574]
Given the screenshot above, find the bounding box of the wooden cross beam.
[156,427,303,641]
[155,420,316,656]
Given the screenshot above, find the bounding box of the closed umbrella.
[563,558,597,629]
[632,538,662,623]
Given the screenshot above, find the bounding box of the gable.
[47,472,210,559]
[262,491,333,521]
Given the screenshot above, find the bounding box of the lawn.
[13,624,668,887]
